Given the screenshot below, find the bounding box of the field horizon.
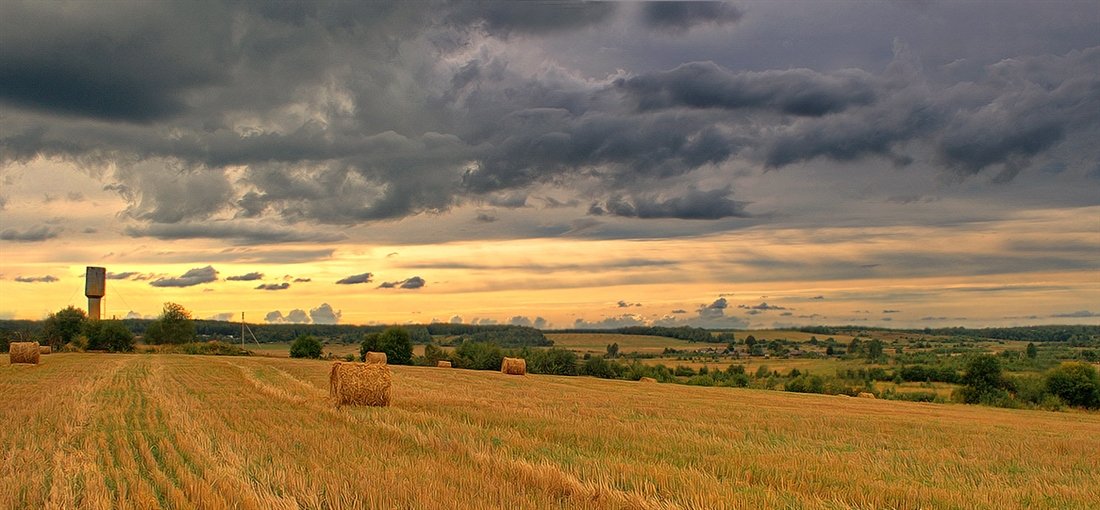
[3,353,1098,509]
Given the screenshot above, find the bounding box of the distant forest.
[0,318,553,347]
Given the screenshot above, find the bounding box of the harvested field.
[2,353,1098,509]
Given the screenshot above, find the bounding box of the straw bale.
[366,351,387,365]
[857,392,876,399]
[639,377,657,383]
[501,357,526,375]
[436,360,452,368]
[39,345,52,355]
[329,361,391,407]
[9,342,41,364]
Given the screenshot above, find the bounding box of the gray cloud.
[107,271,141,280]
[293,277,312,283]
[642,1,743,33]
[227,272,264,281]
[264,311,285,323]
[124,221,346,244]
[617,300,642,308]
[336,272,373,285]
[310,303,341,324]
[0,0,1096,249]
[207,312,234,321]
[590,188,750,220]
[378,276,425,289]
[286,309,310,324]
[149,266,218,287]
[1050,310,1098,318]
[255,283,290,291]
[508,315,548,329]
[14,275,58,283]
[618,62,874,116]
[0,225,60,242]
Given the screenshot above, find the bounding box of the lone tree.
[42,306,87,349]
[1026,342,1038,359]
[606,342,620,358]
[290,335,323,359]
[958,354,1008,404]
[144,302,195,344]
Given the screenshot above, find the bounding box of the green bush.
[290,335,323,359]
[1046,363,1100,409]
[451,341,504,370]
[526,348,578,376]
[84,320,135,352]
[359,327,414,365]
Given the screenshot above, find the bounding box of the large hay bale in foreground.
[437,360,452,368]
[501,357,526,375]
[639,377,657,383]
[857,392,876,399]
[9,342,41,364]
[329,361,391,407]
[365,351,387,365]
[39,345,52,355]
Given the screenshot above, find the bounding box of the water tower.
[86,266,106,320]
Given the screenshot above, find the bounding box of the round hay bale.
[365,351,387,365]
[39,345,52,355]
[436,360,452,368]
[639,377,657,383]
[857,392,876,399]
[9,342,41,364]
[501,357,526,375]
[329,361,391,407]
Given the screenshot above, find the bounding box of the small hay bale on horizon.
[329,361,391,407]
[39,345,52,355]
[365,351,387,364]
[437,360,452,368]
[857,392,876,399]
[9,342,41,364]
[639,377,657,383]
[501,357,526,375]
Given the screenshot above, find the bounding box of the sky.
[1,0,1098,329]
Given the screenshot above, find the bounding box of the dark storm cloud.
[255,282,290,291]
[14,275,58,283]
[0,225,60,242]
[149,266,218,287]
[617,62,875,116]
[227,272,264,281]
[336,272,373,285]
[378,276,425,290]
[1,1,1098,243]
[0,1,229,122]
[642,1,743,33]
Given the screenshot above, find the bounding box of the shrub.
[42,306,87,349]
[290,335,323,359]
[957,355,1009,404]
[452,341,504,370]
[84,320,135,352]
[360,327,414,365]
[145,303,196,344]
[527,348,578,376]
[1046,363,1100,409]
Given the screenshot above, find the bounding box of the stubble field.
[2,353,1098,509]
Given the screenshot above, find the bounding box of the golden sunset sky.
[1,1,1098,329]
